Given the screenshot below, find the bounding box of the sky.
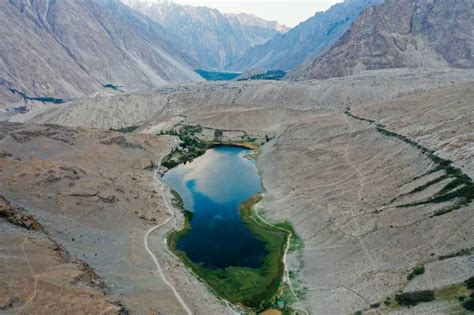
[174,0,344,27]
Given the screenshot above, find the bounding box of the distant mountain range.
[228,0,383,71]
[0,0,201,105]
[290,0,474,80]
[123,0,288,70]
[1,0,472,108]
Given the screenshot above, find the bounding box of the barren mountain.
[0,0,202,108]
[229,0,383,71]
[124,0,287,70]
[290,0,474,80]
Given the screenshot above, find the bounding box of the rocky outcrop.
[289,0,474,80]
[0,196,43,231]
[100,135,145,150]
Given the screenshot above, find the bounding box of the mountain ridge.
[228,0,383,71]
[123,0,287,70]
[0,0,202,107]
[289,0,474,80]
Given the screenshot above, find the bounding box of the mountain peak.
[289,0,474,80]
[124,0,286,70]
[228,0,383,71]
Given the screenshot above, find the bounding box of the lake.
[163,146,267,269]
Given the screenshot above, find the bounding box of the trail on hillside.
[254,197,309,315]
[143,142,193,315]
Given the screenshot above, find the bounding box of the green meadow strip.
[344,109,474,216]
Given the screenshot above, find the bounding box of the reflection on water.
[163,146,267,269]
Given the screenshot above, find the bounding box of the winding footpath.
[254,198,309,315]
[145,139,300,314]
[143,151,193,315]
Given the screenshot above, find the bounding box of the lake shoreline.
[162,144,299,312]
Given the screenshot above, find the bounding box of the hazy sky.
[174,0,344,27]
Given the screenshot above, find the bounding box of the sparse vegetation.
[462,296,474,311]
[395,290,435,306]
[160,125,208,169]
[214,129,223,141]
[373,279,473,312]
[159,125,261,169]
[344,108,375,123]
[344,109,474,216]
[236,70,287,81]
[438,247,474,261]
[407,265,425,280]
[435,283,470,301]
[110,125,139,133]
[466,277,474,290]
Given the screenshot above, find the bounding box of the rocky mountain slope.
[289,0,474,80]
[229,0,383,71]
[124,0,287,70]
[0,0,202,107]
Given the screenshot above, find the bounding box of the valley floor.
[1,69,473,314]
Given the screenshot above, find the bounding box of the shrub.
[462,297,474,311]
[395,290,435,306]
[407,265,425,280]
[214,129,223,141]
[465,277,474,289]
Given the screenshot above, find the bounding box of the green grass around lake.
[160,126,302,311]
[166,193,293,311]
[160,125,262,170]
[160,125,208,169]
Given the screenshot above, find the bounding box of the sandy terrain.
[0,197,120,314]
[142,81,473,313]
[0,123,232,314]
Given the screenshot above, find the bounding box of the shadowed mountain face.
[289,0,474,80]
[123,0,287,70]
[0,0,202,106]
[228,0,383,71]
